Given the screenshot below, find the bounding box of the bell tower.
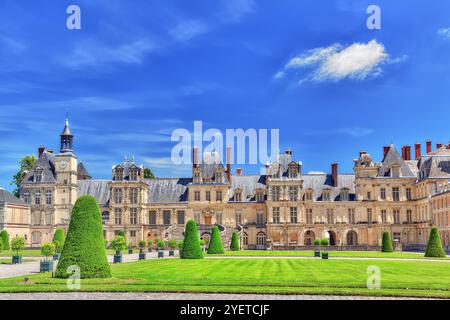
[54,116,78,226]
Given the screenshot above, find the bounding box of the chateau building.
[14,119,450,251]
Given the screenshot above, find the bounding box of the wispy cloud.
[169,20,208,42]
[219,0,255,22]
[438,27,450,39]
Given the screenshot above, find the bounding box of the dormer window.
[256,190,265,202]
[391,165,401,178]
[305,190,313,201]
[129,168,138,181]
[288,166,298,178]
[114,168,124,181]
[340,189,349,201]
[322,190,331,201]
[35,169,43,183]
[235,190,242,202]
[215,170,224,183]
[193,171,201,183]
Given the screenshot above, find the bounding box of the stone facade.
[0,188,31,245]
[17,120,450,250]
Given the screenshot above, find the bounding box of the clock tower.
[54,116,78,225]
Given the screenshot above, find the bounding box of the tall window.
[406,188,412,201]
[348,208,355,224]
[289,186,298,201]
[45,190,52,205]
[305,191,313,201]
[177,211,185,225]
[35,191,41,205]
[163,210,171,225]
[216,211,223,225]
[290,207,298,223]
[130,188,138,204]
[114,208,122,224]
[381,209,387,224]
[129,169,138,181]
[243,233,248,246]
[205,191,211,201]
[406,209,413,223]
[257,210,264,225]
[367,192,371,200]
[393,209,401,224]
[272,207,280,223]
[114,188,123,204]
[23,191,30,204]
[341,190,349,201]
[235,210,242,225]
[194,191,200,201]
[115,169,123,181]
[327,209,334,224]
[35,169,43,183]
[194,171,201,183]
[235,191,242,202]
[367,208,373,224]
[392,187,400,202]
[256,191,264,203]
[380,188,386,200]
[322,191,331,201]
[149,211,156,224]
[216,191,222,202]
[256,232,266,246]
[272,186,280,201]
[288,166,297,178]
[306,209,313,224]
[130,208,137,225]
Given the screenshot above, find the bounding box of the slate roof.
[418,147,450,179]
[77,180,111,206]
[77,162,91,179]
[21,151,56,184]
[303,173,356,201]
[229,175,266,201]
[0,187,27,205]
[378,145,417,178]
[146,178,190,203]
[267,152,297,177]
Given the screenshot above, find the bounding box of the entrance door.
[204,215,212,225]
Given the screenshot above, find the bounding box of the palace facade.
[12,119,450,250]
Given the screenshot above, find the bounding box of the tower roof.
[60,117,72,136]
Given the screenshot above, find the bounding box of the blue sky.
[1,0,450,190]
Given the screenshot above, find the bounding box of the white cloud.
[220,0,255,22]
[438,28,450,38]
[278,40,399,83]
[169,20,208,42]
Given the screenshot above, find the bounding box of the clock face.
[59,161,67,170]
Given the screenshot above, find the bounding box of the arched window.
[256,232,266,246]
[346,230,358,245]
[243,232,248,246]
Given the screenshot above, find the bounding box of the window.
[256,191,264,202]
[114,208,122,225]
[235,191,242,202]
[348,208,355,224]
[305,191,313,201]
[272,186,280,201]
[114,188,123,204]
[341,190,349,201]
[35,169,43,183]
[288,166,297,178]
[101,211,110,223]
[206,191,211,201]
[45,190,52,205]
[215,171,224,183]
[256,232,266,246]
[272,207,280,223]
[33,212,41,225]
[367,192,371,200]
[289,186,298,201]
[177,211,185,225]
[149,211,156,224]
[243,233,248,246]
[129,168,138,181]
[35,191,41,205]
[23,191,30,204]
[322,191,331,201]
[216,211,223,225]
[163,210,171,225]
[380,188,386,200]
[381,209,387,224]
[115,169,123,181]
[130,208,137,224]
[235,210,242,225]
[290,207,298,223]
[306,209,313,224]
[407,209,413,223]
[194,171,201,183]
[257,210,264,225]
[130,188,138,204]
[392,187,400,202]
[194,191,200,201]
[406,188,412,201]
[130,230,136,237]
[327,209,334,224]
[367,208,372,224]
[393,209,401,224]
[216,191,222,202]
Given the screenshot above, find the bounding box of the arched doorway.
[256,232,266,249]
[346,230,358,245]
[304,230,315,245]
[327,230,336,246]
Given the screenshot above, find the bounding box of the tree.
[0,241,3,253]
[425,227,446,258]
[321,238,330,246]
[111,236,127,253]
[117,230,127,246]
[144,168,155,179]
[138,241,147,249]
[381,231,393,253]
[181,220,203,259]
[52,228,65,249]
[10,155,37,197]
[168,239,177,250]
[207,226,224,254]
[53,240,62,254]
[0,230,10,250]
[314,239,321,246]
[55,195,111,279]
[41,243,56,261]
[230,232,240,251]
[156,240,165,249]
[11,236,25,256]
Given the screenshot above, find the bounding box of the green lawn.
[0,250,43,257]
[1,258,450,298]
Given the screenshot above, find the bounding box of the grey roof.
[61,118,72,136]
[229,175,266,201]
[418,147,450,179]
[378,145,416,178]
[21,151,56,184]
[0,188,26,205]
[78,180,111,206]
[267,153,295,177]
[303,173,356,201]
[146,178,190,203]
[112,158,144,181]
[77,162,91,179]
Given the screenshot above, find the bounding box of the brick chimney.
[38,146,45,158]
[236,168,242,176]
[383,145,390,159]
[426,140,432,154]
[402,145,411,161]
[226,145,231,182]
[437,143,443,149]
[415,142,421,160]
[192,147,198,169]
[331,162,338,187]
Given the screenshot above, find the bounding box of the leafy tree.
[117,230,126,244]
[10,155,37,197]
[111,236,127,253]
[41,243,56,261]
[314,239,321,246]
[11,236,25,256]
[52,228,65,249]
[0,231,10,250]
[138,241,147,249]
[181,220,203,259]
[147,240,153,248]
[55,195,111,279]
[382,231,393,253]
[321,238,330,246]
[425,227,446,258]
[230,231,240,251]
[53,240,62,254]
[207,226,224,254]
[144,168,155,179]
[167,239,177,250]
[156,240,165,249]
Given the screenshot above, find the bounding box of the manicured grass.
[0,250,43,257]
[220,250,450,260]
[0,258,449,298]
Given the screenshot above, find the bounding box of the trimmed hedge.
[52,228,65,249]
[230,231,240,251]
[55,195,111,279]
[425,227,446,258]
[207,226,224,254]
[381,231,393,253]
[0,230,10,250]
[321,238,330,246]
[181,220,203,259]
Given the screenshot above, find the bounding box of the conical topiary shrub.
[381,231,393,252]
[425,227,446,258]
[53,227,65,248]
[181,220,203,259]
[55,195,111,278]
[207,226,224,254]
[230,231,240,251]
[0,230,9,250]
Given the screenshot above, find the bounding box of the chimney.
[331,162,338,187]
[426,140,432,154]
[192,147,198,169]
[359,150,367,158]
[236,168,242,176]
[415,142,421,160]
[38,146,45,158]
[402,145,411,161]
[437,143,443,149]
[383,145,390,159]
[226,145,231,182]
